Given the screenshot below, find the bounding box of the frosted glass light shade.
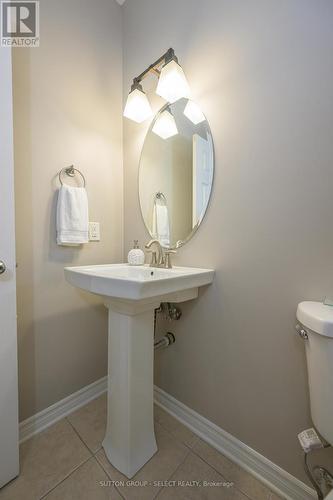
[184,100,206,124]
[123,88,153,123]
[152,110,178,139]
[156,60,191,103]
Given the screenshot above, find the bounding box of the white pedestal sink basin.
[65,264,214,478]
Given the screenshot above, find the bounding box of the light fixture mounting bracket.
[131,48,178,89]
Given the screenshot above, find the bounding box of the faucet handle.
[164,249,176,269]
[146,249,158,267]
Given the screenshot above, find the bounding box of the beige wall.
[123,0,333,482]
[13,0,123,421]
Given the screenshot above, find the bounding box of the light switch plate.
[89,222,100,241]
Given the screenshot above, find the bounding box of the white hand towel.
[152,202,170,247]
[56,185,89,245]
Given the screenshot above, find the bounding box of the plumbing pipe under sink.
[154,332,175,350]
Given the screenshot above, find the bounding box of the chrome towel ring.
[155,191,167,203]
[58,165,86,187]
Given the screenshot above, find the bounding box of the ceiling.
[115,0,126,5]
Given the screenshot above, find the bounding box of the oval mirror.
[139,98,214,249]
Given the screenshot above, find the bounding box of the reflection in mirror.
[139,98,214,249]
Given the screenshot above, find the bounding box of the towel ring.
[155,191,167,203]
[58,165,86,187]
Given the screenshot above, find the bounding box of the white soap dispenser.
[127,240,145,266]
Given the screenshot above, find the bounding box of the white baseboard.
[19,378,316,500]
[19,377,108,443]
[153,386,316,500]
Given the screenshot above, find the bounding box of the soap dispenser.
[127,240,145,266]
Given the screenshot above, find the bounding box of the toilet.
[297,301,333,499]
[297,301,333,448]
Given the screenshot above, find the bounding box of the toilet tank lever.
[295,323,309,340]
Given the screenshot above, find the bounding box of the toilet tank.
[297,301,333,446]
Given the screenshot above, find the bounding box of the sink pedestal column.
[102,299,159,478]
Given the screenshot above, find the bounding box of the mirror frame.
[138,100,215,249]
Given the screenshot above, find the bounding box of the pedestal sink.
[65,263,214,478]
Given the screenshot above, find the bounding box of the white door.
[0,47,19,488]
[192,133,213,227]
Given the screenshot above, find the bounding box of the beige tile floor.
[0,394,284,500]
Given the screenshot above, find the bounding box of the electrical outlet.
[89,222,100,241]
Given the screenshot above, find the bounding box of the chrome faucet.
[145,239,176,268]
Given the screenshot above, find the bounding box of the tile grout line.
[38,416,98,499]
[153,418,260,500]
[39,455,92,500]
[93,421,191,500]
[39,416,125,500]
[187,444,275,500]
[93,450,126,500]
[91,454,126,500]
[65,416,96,456]
[64,415,125,497]
[114,485,126,500]
[151,418,202,499]
[154,412,282,499]
[189,445,250,496]
[155,411,252,489]
[37,416,95,499]
[153,415,200,451]
[154,446,255,500]
[64,404,125,499]
[154,448,191,499]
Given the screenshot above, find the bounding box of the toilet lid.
[297,301,333,338]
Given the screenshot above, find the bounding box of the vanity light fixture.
[156,59,191,103]
[123,48,190,123]
[123,81,153,123]
[152,109,178,139]
[183,100,206,125]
